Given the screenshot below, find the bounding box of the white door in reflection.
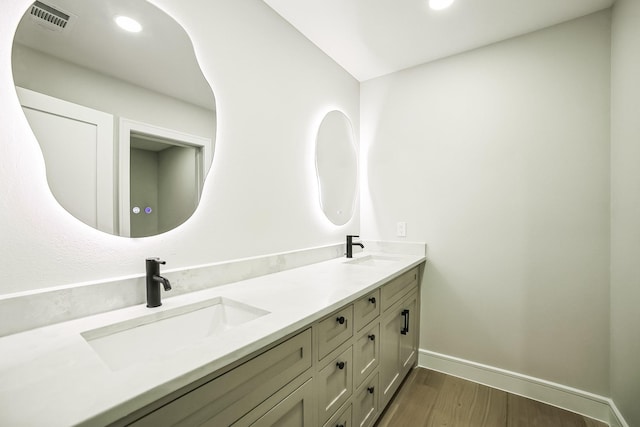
[17,87,116,234]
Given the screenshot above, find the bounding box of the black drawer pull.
[337,424,345,427]
[401,309,410,335]
[368,386,375,394]
[336,361,345,370]
[368,334,375,341]
[336,316,346,325]
[368,296,376,304]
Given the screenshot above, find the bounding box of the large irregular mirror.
[12,0,216,237]
[315,110,357,226]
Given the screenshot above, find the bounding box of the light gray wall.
[610,0,640,425]
[0,0,360,293]
[361,11,611,395]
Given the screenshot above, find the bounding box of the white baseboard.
[418,349,628,427]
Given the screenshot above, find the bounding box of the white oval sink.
[81,297,269,370]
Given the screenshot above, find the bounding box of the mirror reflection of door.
[129,135,201,237]
[119,119,209,237]
[16,87,116,234]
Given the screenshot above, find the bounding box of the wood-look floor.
[375,368,608,427]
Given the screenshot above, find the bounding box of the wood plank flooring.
[375,368,608,427]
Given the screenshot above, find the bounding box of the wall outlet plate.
[396,221,407,237]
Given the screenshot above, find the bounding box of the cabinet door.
[238,378,315,427]
[317,346,353,424]
[354,323,379,387]
[379,306,403,409]
[399,292,418,376]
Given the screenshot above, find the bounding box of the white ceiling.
[263,0,615,81]
[13,0,215,110]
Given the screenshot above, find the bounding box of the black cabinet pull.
[368,334,375,341]
[368,386,375,394]
[336,316,346,325]
[368,296,376,304]
[336,361,345,370]
[401,309,410,335]
[337,424,345,427]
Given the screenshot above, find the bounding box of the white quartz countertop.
[0,252,425,427]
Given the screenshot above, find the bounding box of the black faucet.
[346,235,364,258]
[146,257,171,308]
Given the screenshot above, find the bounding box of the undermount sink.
[344,254,402,267]
[82,297,269,370]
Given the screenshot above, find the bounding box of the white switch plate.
[396,221,407,237]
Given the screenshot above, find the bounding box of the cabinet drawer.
[353,372,379,427]
[317,346,353,425]
[354,289,379,332]
[131,329,312,427]
[354,323,379,387]
[234,378,315,427]
[317,305,354,360]
[323,402,352,427]
[380,268,418,312]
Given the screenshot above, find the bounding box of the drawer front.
[354,289,380,332]
[317,346,353,425]
[323,402,352,427]
[236,378,315,427]
[353,373,379,427]
[354,323,379,387]
[380,268,418,312]
[132,329,312,427]
[317,305,354,360]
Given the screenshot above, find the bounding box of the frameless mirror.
[315,110,357,225]
[11,0,216,237]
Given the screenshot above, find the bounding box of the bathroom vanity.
[0,248,425,427]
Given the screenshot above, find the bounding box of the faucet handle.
[146,257,166,265]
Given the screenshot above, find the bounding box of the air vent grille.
[29,1,70,31]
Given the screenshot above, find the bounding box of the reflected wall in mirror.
[315,110,357,226]
[12,0,216,236]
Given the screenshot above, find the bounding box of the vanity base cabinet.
[120,266,422,427]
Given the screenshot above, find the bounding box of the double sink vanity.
[0,244,425,427]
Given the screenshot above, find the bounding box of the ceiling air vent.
[29,1,71,31]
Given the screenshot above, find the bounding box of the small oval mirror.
[315,110,357,225]
[12,0,216,237]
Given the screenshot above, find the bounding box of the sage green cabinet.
[379,289,419,409]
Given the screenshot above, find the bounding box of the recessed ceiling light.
[429,0,455,11]
[115,16,142,33]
